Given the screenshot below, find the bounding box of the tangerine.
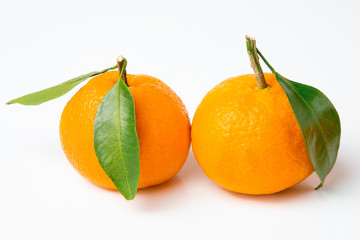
[191,73,314,195]
[60,71,191,189]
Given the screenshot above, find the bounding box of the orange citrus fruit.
[60,71,191,189]
[191,73,314,195]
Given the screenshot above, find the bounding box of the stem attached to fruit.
[117,56,128,85]
[246,36,268,89]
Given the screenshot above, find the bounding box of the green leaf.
[257,49,341,189]
[93,75,140,200]
[6,65,117,105]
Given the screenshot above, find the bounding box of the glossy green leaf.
[6,65,117,105]
[93,74,140,200]
[257,49,341,189]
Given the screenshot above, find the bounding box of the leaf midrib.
[115,83,132,197]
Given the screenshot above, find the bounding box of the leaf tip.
[6,98,18,105]
[315,182,323,191]
[122,191,136,200]
[126,196,136,201]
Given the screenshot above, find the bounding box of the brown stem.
[117,56,128,85]
[246,35,268,89]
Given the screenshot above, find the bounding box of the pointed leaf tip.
[315,183,324,191]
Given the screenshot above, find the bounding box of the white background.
[1,0,359,239]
